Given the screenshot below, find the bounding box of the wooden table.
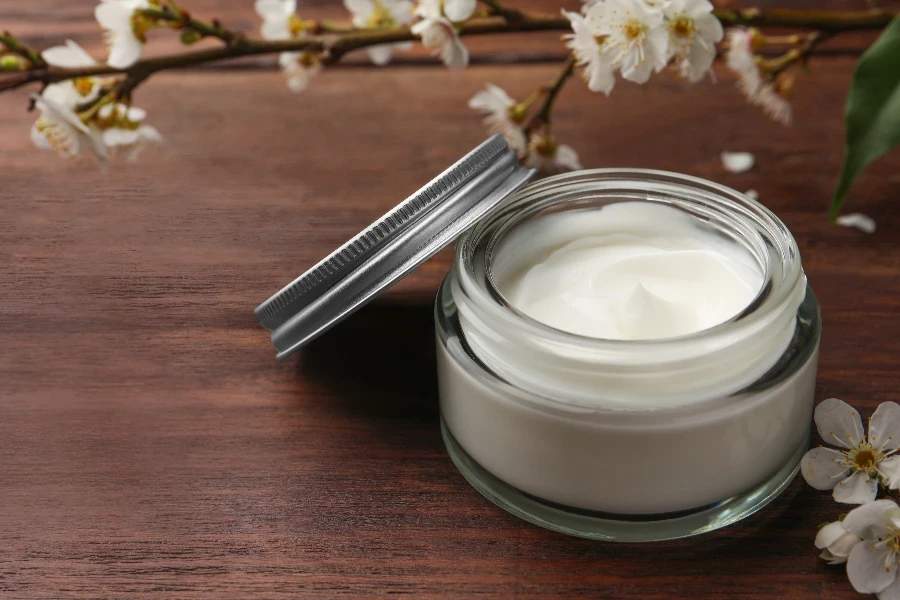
[3,1,899,598]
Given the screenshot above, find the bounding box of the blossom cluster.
[802,398,900,598]
[564,0,723,94]
[31,40,161,161]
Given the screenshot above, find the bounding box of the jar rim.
[454,168,803,355]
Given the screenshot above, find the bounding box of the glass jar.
[434,169,821,542]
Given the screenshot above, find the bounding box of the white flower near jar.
[524,134,583,175]
[468,84,527,155]
[662,0,723,82]
[815,520,861,564]
[344,0,414,66]
[586,0,669,84]
[801,398,900,504]
[841,500,900,598]
[563,9,616,95]
[95,0,153,69]
[411,0,473,70]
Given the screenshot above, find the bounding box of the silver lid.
[255,135,535,359]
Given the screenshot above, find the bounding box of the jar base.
[441,416,808,542]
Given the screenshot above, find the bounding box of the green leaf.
[830,17,900,222]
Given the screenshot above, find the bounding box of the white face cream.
[497,203,763,341]
[435,171,821,539]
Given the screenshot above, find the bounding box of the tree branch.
[0,8,895,95]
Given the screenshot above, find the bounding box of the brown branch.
[137,5,243,45]
[526,54,576,134]
[0,8,895,96]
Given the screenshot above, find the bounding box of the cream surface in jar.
[436,169,820,540]
[497,202,763,341]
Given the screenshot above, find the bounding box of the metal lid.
[255,135,535,359]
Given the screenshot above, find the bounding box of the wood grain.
[2,6,900,598]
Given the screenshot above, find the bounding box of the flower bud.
[180,30,202,45]
[0,54,26,71]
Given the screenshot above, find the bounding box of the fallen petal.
[721,151,754,173]
[836,212,876,234]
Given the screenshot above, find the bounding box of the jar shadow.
[295,298,440,421]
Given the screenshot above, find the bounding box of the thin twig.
[526,54,576,134]
[0,31,45,68]
[765,30,835,76]
[137,6,243,45]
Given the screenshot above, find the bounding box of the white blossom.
[662,0,722,82]
[842,500,900,597]
[344,0,414,66]
[39,41,102,105]
[524,134,583,175]
[411,0,471,70]
[95,0,153,69]
[97,104,163,160]
[586,0,669,84]
[837,213,877,234]
[42,40,98,69]
[744,189,759,201]
[721,150,754,173]
[801,399,900,504]
[278,52,322,92]
[563,9,615,95]
[31,93,108,161]
[255,0,297,40]
[468,84,527,155]
[815,520,861,565]
[255,0,322,91]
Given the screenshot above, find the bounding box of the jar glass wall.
[434,169,821,541]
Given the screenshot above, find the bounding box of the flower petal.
[95,1,133,31]
[836,212,876,234]
[869,402,900,451]
[844,500,900,539]
[366,44,394,66]
[443,0,476,22]
[343,0,372,18]
[848,541,897,594]
[800,447,850,490]
[42,40,97,68]
[815,521,848,549]
[721,151,754,173]
[30,124,52,150]
[815,398,865,450]
[878,575,900,600]
[833,470,878,504]
[106,37,144,69]
[555,144,583,171]
[440,35,469,70]
[830,531,862,561]
[882,456,900,490]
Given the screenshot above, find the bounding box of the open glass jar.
[435,169,821,541]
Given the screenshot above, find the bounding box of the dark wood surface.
[3,1,900,598]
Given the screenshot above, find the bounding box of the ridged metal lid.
[255,135,535,359]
